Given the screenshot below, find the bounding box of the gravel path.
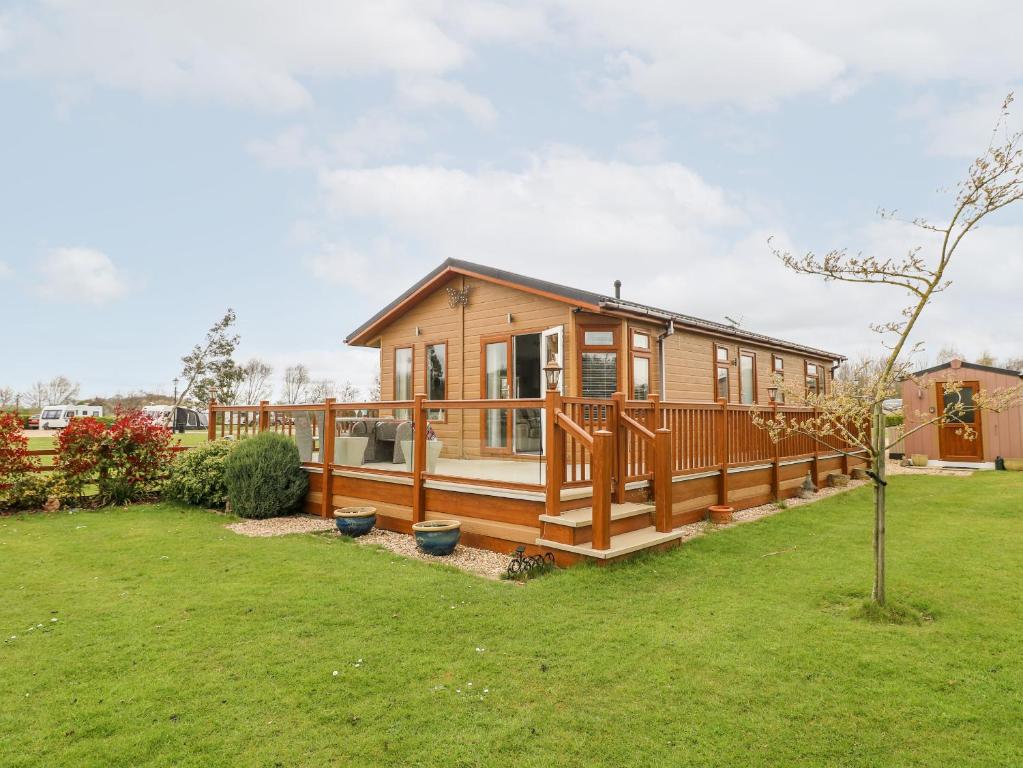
[225,517,336,537]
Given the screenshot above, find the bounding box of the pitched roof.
[345,258,845,360]
[909,360,1023,378]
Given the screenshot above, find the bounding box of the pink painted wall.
[901,362,1023,461]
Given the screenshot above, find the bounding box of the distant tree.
[368,372,381,402]
[236,358,274,404]
[763,93,1023,609]
[176,309,240,406]
[1003,355,1023,372]
[0,387,14,410]
[307,379,336,402]
[281,365,310,404]
[976,350,997,366]
[47,376,80,404]
[25,381,49,408]
[934,344,963,364]
[337,381,361,402]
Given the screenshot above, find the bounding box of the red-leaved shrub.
[56,410,175,505]
[0,412,34,490]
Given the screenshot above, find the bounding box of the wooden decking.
[209,394,867,565]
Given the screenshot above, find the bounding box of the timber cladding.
[375,274,575,459]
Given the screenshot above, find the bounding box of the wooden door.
[936,380,983,461]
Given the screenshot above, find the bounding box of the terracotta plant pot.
[910,454,929,468]
[708,505,734,524]
[412,520,461,556]
[334,506,377,537]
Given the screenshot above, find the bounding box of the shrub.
[0,473,52,511]
[0,412,34,489]
[885,413,904,428]
[55,410,175,506]
[223,432,308,519]
[165,440,235,508]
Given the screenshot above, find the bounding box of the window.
[714,344,730,401]
[632,357,650,400]
[584,330,615,346]
[41,409,62,420]
[484,341,510,449]
[425,343,446,420]
[805,361,821,397]
[630,329,651,400]
[771,355,785,403]
[739,350,756,405]
[580,326,619,398]
[394,347,413,419]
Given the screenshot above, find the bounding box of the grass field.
[2,472,1021,767]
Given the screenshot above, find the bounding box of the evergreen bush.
[223,432,307,519]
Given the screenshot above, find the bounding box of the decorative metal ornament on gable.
[446,286,471,309]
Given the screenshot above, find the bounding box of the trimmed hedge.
[223,432,308,519]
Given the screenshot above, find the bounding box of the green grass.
[1,473,1021,767]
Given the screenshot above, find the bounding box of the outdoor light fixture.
[767,385,779,403]
[544,361,562,391]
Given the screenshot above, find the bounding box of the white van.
[38,404,103,429]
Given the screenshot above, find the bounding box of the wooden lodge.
[210,260,866,565]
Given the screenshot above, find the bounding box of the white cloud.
[253,345,380,399]
[0,261,12,280]
[396,77,497,124]
[3,1,474,111]
[904,88,1022,157]
[551,1,1023,108]
[319,147,740,291]
[36,247,127,304]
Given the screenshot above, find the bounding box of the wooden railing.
[208,394,865,552]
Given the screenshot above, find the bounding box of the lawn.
[2,473,1021,767]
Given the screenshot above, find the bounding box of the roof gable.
[345,258,844,360]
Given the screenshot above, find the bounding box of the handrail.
[620,412,655,442]
[555,410,594,447]
[421,398,545,409]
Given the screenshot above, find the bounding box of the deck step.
[539,502,654,528]
[537,525,685,560]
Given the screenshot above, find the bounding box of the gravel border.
[225,461,971,575]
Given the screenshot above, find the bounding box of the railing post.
[544,388,563,516]
[611,391,627,504]
[207,400,216,442]
[258,400,269,433]
[592,429,613,551]
[811,406,821,486]
[717,398,729,507]
[770,401,781,501]
[412,393,427,524]
[320,398,336,519]
[653,427,672,533]
[650,393,661,431]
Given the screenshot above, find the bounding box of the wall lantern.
[767,385,779,403]
[544,361,562,392]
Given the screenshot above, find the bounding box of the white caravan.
[38,405,103,429]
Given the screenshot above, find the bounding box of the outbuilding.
[900,359,1023,468]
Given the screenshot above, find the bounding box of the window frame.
[771,354,786,404]
[424,340,448,423]
[738,348,758,405]
[630,329,652,401]
[480,334,514,454]
[577,323,620,400]
[713,343,731,402]
[393,345,414,420]
[805,360,822,398]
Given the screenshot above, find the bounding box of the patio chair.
[392,421,413,464]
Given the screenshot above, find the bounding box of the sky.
[2,1,1022,400]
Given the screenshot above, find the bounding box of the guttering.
[598,298,845,362]
[657,319,675,399]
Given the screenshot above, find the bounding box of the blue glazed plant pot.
[334,506,377,537]
[412,520,461,556]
